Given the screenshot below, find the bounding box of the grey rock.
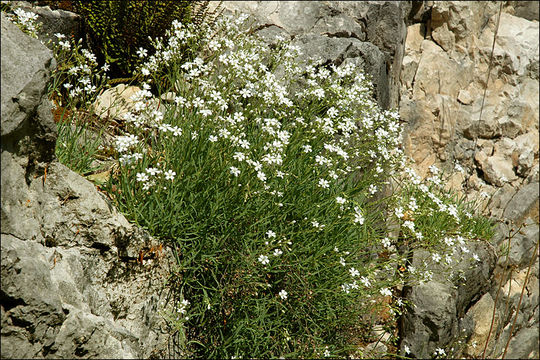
[363,1,410,109]
[254,24,291,45]
[400,281,459,358]
[455,242,497,318]
[510,1,540,22]
[291,34,389,108]
[10,1,82,47]
[1,15,176,359]
[1,12,57,163]
[498,220,539,268]
[311,13,366,41]
[504,326,540,359]
[503,182,540,224]
[401,241,496,358]
[1,154,175,358]
[219,1,407,109]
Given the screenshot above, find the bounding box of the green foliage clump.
[102,14,493,358]
[73,0,194,79]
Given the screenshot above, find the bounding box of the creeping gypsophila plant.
[103,13,493,359]
[47,33,111,109]
[4,7,42,38]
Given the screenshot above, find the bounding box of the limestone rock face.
[401,2,539,187]
[1,13,176,359]
[215,1,411,109]
[1,12,57,163]
[399,2,539,358]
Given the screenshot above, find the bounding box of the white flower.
[432,253,441,263]
[404,345,411,354]
[115,134,139,153]
[318,178,330,189]
[403,220,415,231]
[435,348,446,356]
[59,40,71,50]
[266,230,276,238]
[233,152,246,161]
[323,349,331,357]
[278,290,288,299]
[171,126,182,137]
[429,165,440,174]
[208,135,218,142]
[273,249,283,256]
[472,253,480,262]
[257,171,267,182]
[381,237,391,248]
[230,166,240,177]
[137,47,148,58]
[380,287,392,297]
[258,255,269,265]
[164,170,176,181]
[136,172,149,183]
[199,109,212,117]
[336,196,347,205]
[349,267,360,277]
[353,206,364,225]
[239,139,250,149]
[141,67,150,76]
[360,276,371,287]
[302,144,312,153]
[146,167,161,176]
[327,107,338,118]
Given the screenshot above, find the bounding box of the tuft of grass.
[54,110,103,174]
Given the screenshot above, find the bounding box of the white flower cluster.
[11,8,40,38]
[110,12,417,309]
[48,34,107,104]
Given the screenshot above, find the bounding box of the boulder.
[1,12,56,163]
[1,13,176,359]
[92,84,143,120]
[399,241,496,358]
[503,182,540,224]
[400,280,461,358]
[510,1,540,21]
[463,292,500,358]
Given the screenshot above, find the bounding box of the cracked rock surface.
[1,13,177,359]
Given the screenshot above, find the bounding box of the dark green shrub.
[73,0,194,79]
